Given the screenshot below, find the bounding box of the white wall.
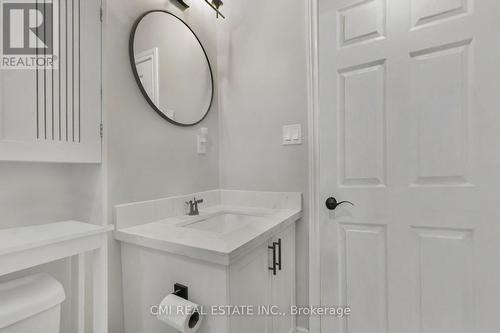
[216,0,310,329]
[103,1,220,332]
[0,163,75,228]
[0,163,102,228]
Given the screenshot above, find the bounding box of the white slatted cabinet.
[0,0,102,163]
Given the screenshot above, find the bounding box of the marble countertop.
[114,205,302,266]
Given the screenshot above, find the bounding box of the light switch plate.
[282,124,302,145]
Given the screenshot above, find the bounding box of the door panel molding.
[339,223,388,333]
[338,0,387,47]
[338,59,387,187]
[411,227,474,333]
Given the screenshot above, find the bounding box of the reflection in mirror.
[130,11,214,126]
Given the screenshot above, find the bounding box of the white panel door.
[135,48,160,107]
[319,0,500,332]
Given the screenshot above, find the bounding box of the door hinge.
[100,7,103,22]
[100,123,103,138]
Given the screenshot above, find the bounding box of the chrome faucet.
[186,197,204,216]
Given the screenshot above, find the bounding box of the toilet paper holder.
[159,283,202,331]
[173,283,189,300]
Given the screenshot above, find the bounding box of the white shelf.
[0,221,112,276]
[0,221,112,333]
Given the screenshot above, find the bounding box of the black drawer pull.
[275,239,282,271]
[268,243,277,275]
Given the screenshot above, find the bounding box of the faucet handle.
[193,197,203,215]
[185,200,193,213]
[186,197,204,216]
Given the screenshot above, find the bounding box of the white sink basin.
[180,213,266,234]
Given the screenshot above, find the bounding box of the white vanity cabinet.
[229,224,295,333]
[119,222,297,333]
[116,190,302,333]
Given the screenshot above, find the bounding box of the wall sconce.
[175,0,225,19]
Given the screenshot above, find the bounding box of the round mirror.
[129,11,214,126]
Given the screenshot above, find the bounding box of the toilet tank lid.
[0,273,66,329]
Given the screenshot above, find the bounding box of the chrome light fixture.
[175,0,225,19]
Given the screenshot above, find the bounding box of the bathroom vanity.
[114,190,302,333]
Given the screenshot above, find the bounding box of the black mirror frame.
[129,10,215,127]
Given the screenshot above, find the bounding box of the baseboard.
[296,327,309,333]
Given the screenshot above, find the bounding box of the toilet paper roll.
[157,294,203,332]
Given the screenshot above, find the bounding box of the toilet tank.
[0,273,66,333]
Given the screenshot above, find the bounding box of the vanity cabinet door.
[271,224,296,333]
[229,244,272,333]
[229,223,296,333]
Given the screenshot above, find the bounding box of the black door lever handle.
[325,197,354,211]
